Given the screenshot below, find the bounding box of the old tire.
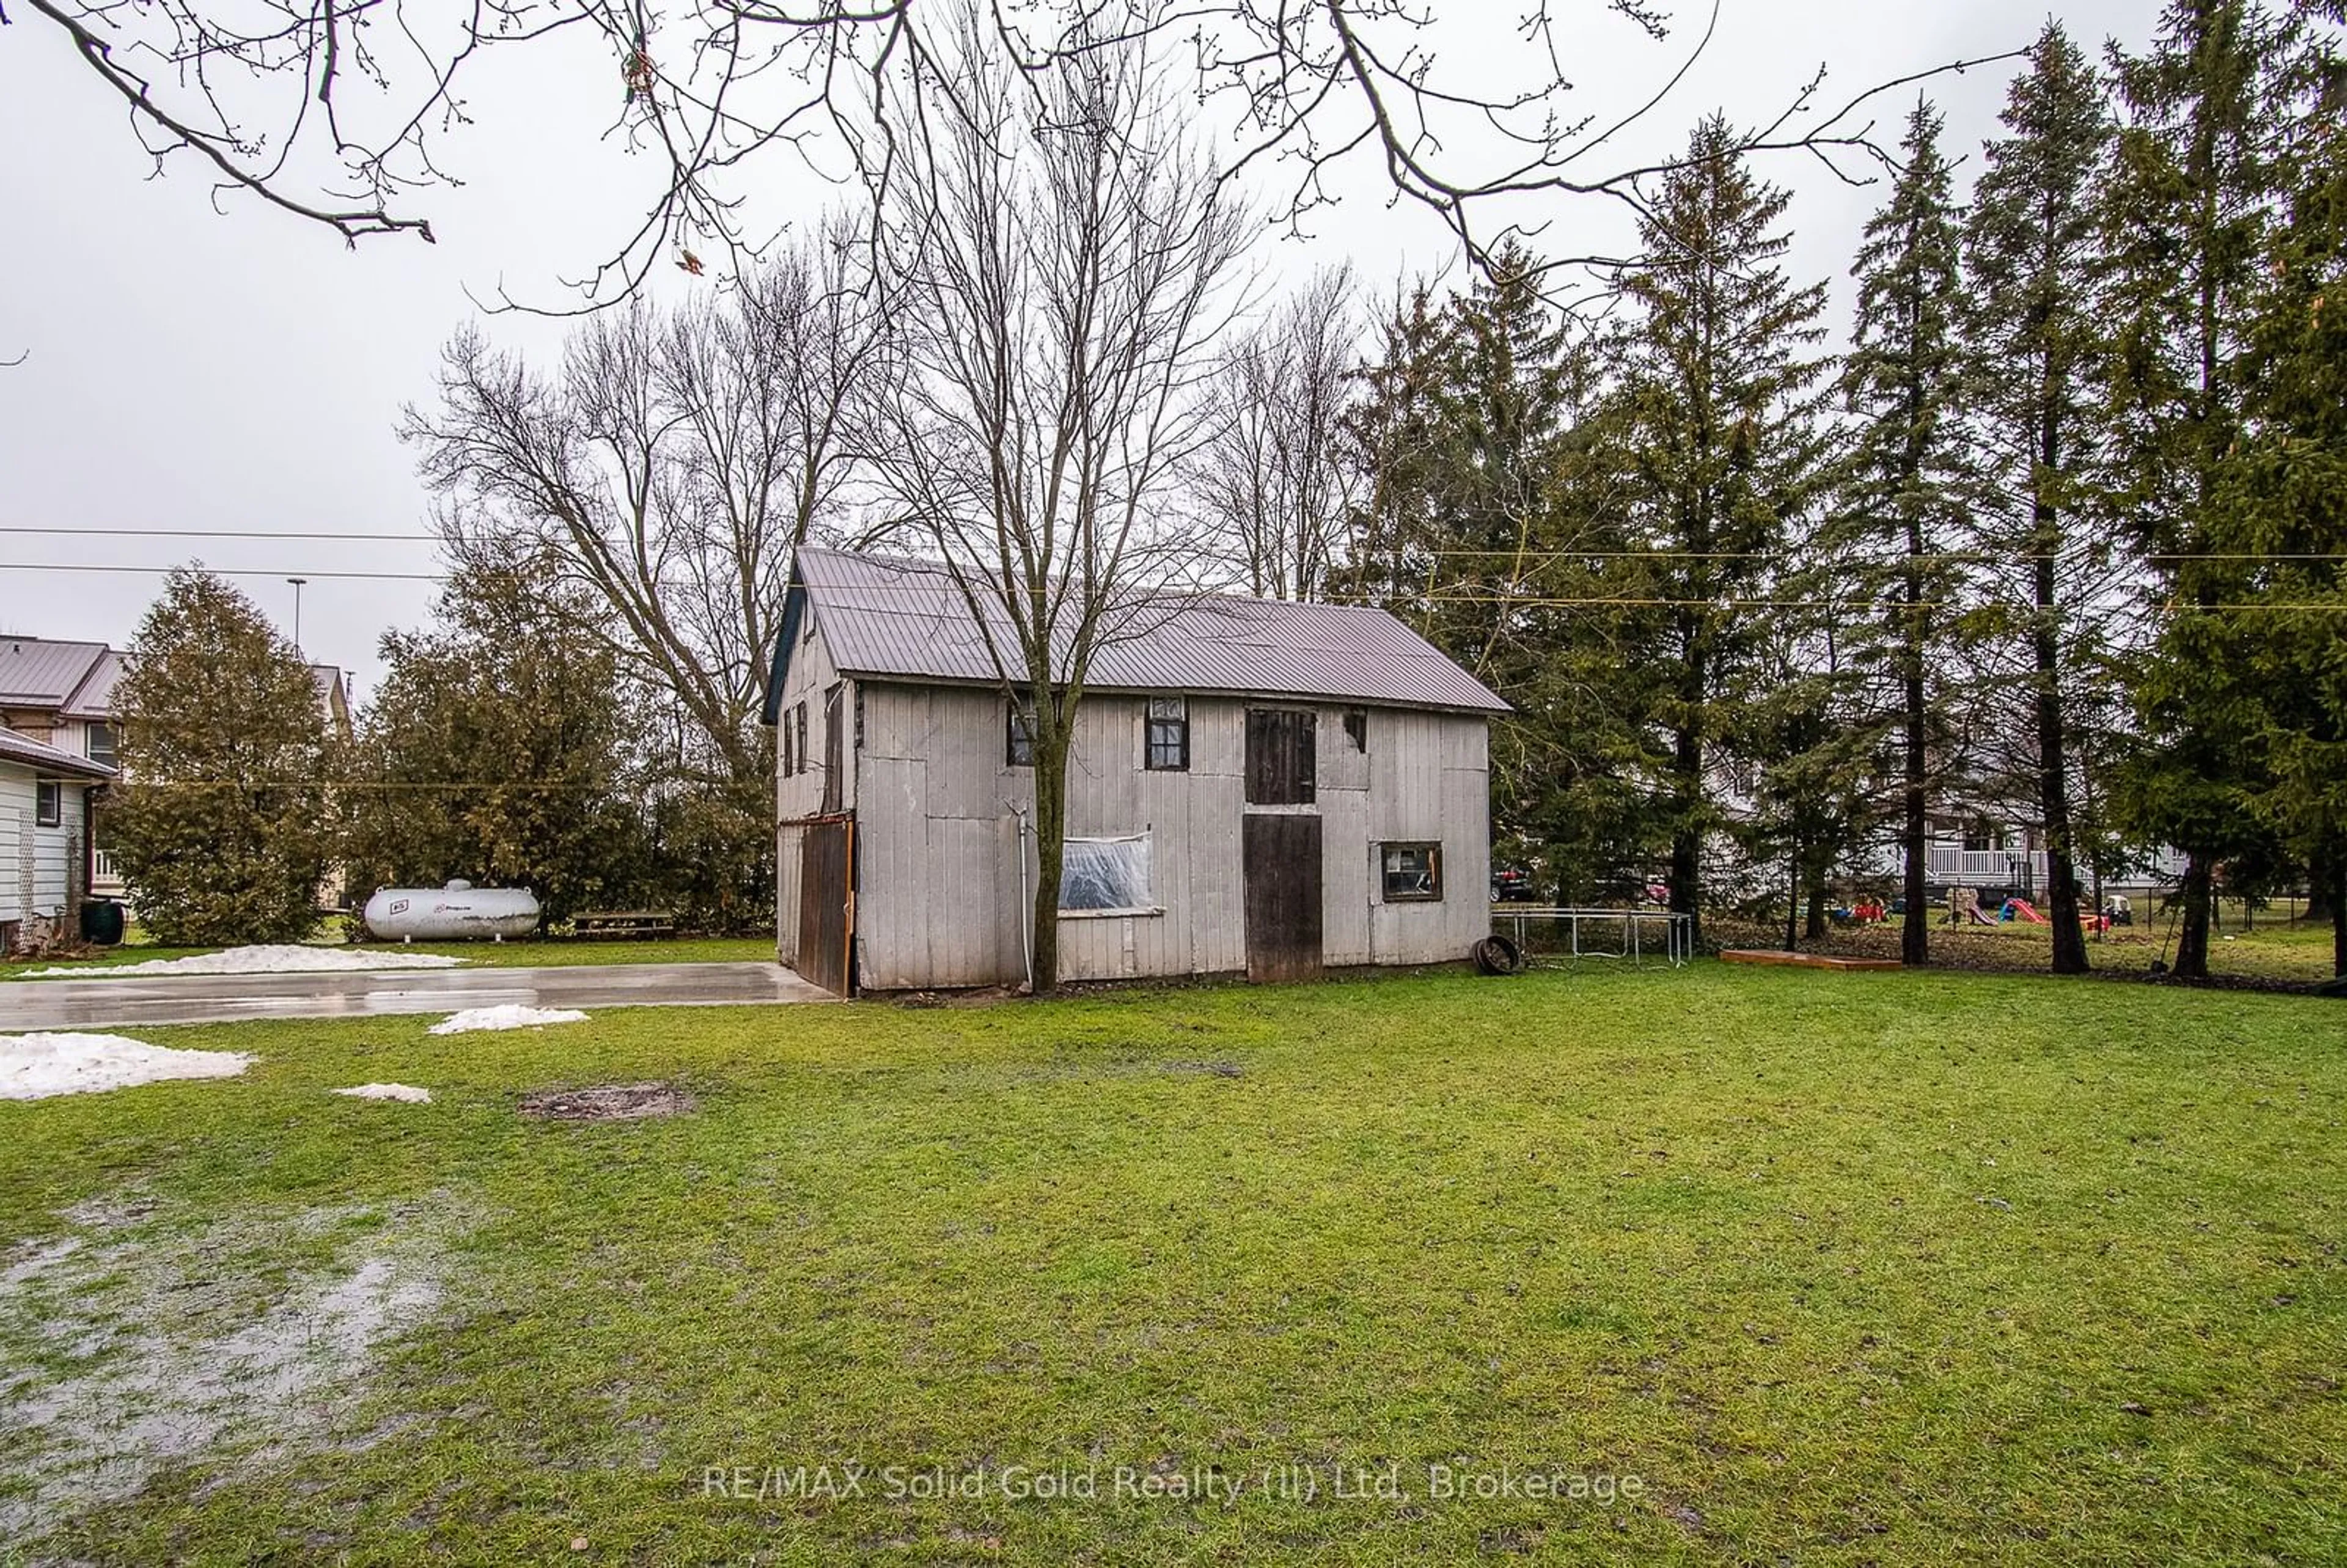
[1473,934,1526,976]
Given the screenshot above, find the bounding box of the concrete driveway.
[1,962,832,1031]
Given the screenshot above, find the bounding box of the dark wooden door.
[796,816,854,995]
[1243,813,1323,984]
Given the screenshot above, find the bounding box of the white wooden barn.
[0,727,113,954]
[763,550,1508,994]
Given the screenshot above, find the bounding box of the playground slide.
[1964,906,1999,926]
[2008,899,2050,925]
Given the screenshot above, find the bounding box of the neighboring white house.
[763,550,1510,995]
[0,635,353,899]
[0,726,114,953]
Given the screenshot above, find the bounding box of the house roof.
[0,726,115,781]
[0,639,345,726]
[766,548,1510,720]
[0,637,112,711]
[62,648,123,719]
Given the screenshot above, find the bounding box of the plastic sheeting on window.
[1060,834,1152,911]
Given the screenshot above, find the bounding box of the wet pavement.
[1,961,831,1031]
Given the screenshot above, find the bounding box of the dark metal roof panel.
[795,549,1510,714]
[0,638,111,708]
[61,648,123,719]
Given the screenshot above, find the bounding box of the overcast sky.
[0,1,2162,705]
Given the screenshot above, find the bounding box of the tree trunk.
[2173,851,2214,980]
[2033,498,2087,975]
[2321,848,2347,980]
[2334,862,2346,980]
[1783,831,1801,952]
[1901,552,1928,967]
[1670,722,1703,950]
[1805,871,1827,941]
[1029,726,1068,995]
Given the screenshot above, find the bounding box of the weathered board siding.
[793,677,1491,991]
[770,609,851,969]
[0,768,87,925]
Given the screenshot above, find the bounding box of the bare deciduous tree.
[866,7,1252,994]
[19,0,2018,308]
[1194,266,1362,601]
[402,230,890,785]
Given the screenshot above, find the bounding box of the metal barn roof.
[769,549,1509,719]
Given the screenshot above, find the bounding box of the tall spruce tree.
[1341,254,1665,899]
[106,569,337,945]
[1610,115,1831,942]
[1835,99,1971,965]
[2102,0,2306,978]
[1962,24,2117,975]
[2216,30,2347,977]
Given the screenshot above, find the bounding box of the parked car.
[1491,867,1540,903]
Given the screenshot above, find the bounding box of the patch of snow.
[0,1200,450,1545]
[24,943,468,979]
[427,1005,589,1035]
[333,1083,433,1104]
[0,1033,251,1101]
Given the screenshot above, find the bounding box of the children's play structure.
[1942,886,2110,932]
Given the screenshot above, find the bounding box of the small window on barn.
[1060,834,1152,912]
[1343,709,1367,752]
[1007,697,1038,768]
[35,782,62,827]
[781,719,795,777]
[794,703,809,776]
[1145,697,1189,771]
[1381,841,1442,902]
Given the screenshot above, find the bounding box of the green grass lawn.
[3,967,2344,1564]
[1702,902,2341,987]
[2,935,776,979]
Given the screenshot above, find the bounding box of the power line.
[0,527,438,541]
[6,561,2337,607]
[7,531,2341,563]
[0,562,449,582]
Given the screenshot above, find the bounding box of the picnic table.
[571,910,678,940]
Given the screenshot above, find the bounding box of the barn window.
[1060,834,1152,912]
[1007,697,1037,768]
[1145,697,1189,771]
[1343,709,1367,752]
[35,782,62,827]
[1244,708,1316,805]
[782,719,794,777]
[795,703,809,776]
[1381,841,1442,902]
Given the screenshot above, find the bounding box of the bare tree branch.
[20,0,2027,309]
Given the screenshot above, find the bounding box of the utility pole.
[287,577,307,653]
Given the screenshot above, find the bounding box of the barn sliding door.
[1243,813,1323,984]
[796,816,854,995]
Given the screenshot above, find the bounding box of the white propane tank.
[362,880,542,942]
